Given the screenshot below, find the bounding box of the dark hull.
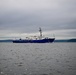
[13,38,55,43]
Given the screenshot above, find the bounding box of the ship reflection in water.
[13,28,55,43]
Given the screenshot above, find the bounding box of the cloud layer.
[0,0,76,39]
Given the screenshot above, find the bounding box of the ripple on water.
[18,62,23,67]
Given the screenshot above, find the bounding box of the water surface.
[0,43,76,75]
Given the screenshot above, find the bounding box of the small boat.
[13,28,55,43]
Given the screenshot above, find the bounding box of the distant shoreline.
[0,39,76,43]
[54,39,76,42]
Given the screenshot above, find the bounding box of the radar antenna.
[39,27,42,39]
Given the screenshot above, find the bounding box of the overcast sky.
[0,0,76,39]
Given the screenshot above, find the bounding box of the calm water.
[0,43,76,75]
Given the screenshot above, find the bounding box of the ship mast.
[39,27,42,39]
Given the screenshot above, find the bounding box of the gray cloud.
[0,0,76,39]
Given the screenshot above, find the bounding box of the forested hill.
[54,39,76,42]
[0,39,76,42]
[0,40,12,42]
